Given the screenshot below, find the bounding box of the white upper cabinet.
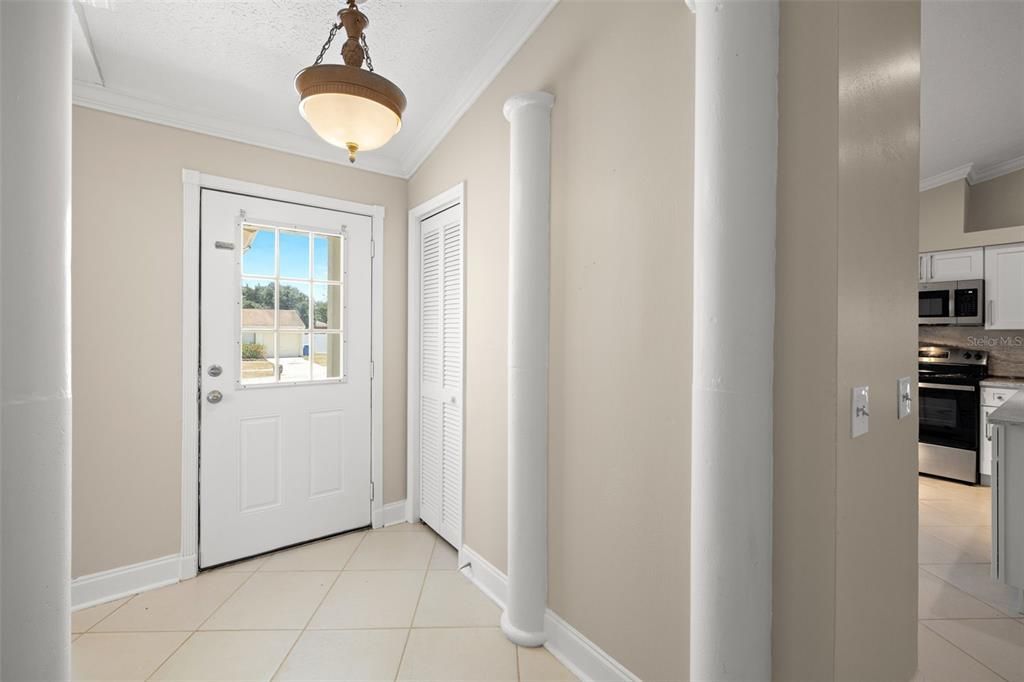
[920,247,985,282]
[985,243,1024,330]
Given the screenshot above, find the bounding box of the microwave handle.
[929,254,934,280]
[988,300,994,325]
[919,256,924,281]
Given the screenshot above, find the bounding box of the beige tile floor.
[916,476,1024,682]
[71,524,576,681]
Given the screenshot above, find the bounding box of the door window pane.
[241,333,275,385]
[312,284,343,331]
[280,230,310,280]
[313,234,343,281]
[278,282,310,331]
[313,333,343,379]
[241,227,275,277]
[238,223,345,385]
[277,332,311,382]
[241,279,275,328]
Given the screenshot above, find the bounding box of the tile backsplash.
[919,326,1024,377]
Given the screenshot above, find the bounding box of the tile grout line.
[143,566,265,681]
[79,593,137,635]
[919,620,1010,682]
[267,530,370,681]
[917,484,1011,682]
[393,542,434,681]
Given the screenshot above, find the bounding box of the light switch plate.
[852,386,869,438]
[897,377,912,419]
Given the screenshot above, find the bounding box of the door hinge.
[370,239,376,259]
[369,360,375,379]
[370,481,375,501]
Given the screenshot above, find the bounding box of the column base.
[500,611,547,647]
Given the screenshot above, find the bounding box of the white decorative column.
[690,1,778,680]
[501,91,554,647]
[1,1,74,679]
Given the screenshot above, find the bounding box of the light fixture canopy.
[296,0,407,163]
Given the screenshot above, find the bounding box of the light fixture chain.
[314,22,342,66]
[360,33,374,72]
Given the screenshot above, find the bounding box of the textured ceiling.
[73,0,555,177]
[921,0,1024,182]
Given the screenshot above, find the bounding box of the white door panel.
[199,189,372,567]
[418,204,463,548]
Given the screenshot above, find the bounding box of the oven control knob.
[963,352,971,359]
[975,353,983,360]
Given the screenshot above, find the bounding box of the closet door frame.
[406,183,465,548]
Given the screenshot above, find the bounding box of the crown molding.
[72,0,559,181]
[399,0,559,178]
[72,81,408,179]
[919,163,974,192]
[969,153,1024,185]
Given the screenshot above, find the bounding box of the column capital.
[503,91,555,122]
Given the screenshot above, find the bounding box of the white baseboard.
[373,499,408,528]
[71,554,181,611]
[459,546,639,682]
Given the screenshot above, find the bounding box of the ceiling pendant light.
[296,0,406,163]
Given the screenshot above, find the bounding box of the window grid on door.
[239,221,347,386]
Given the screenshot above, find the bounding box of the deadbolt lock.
[208,365,223,377]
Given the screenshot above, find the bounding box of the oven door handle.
[918,382,976,392]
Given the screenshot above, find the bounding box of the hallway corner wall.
[408,1,694,678]
[775,1,921,679]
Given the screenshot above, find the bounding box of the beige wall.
[775,2,920,680]
[72,107,408,577]
[408,1,693,678]
[921,176,1024,251]
[967,167,1024,233]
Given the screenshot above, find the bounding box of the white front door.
[417,203,464,548]
[199,189,372,567]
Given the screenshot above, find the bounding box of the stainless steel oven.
[919,279,984,326]
[918,346,988,483]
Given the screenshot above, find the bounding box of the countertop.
[981,377,1024,389]
[988,392,1024,426]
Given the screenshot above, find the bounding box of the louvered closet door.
[419,204,463,548]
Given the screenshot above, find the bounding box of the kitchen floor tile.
[919,568,1004,620]
[150,630,298,681]
[308,570,424,629]
[413,570,501,627]
[518,646,578,681]
[202,571,337,630]
[924,619,1024,682]
[71,597,130,634]
[916,623,1003,681]
[346,532,435,571]
[397,627,517,681]
[920,530,982,565]
[260,532,365,572]
[71,631,190,681]
[92,571,247,632]
[274,629,409,681]
[923,525,992,563]
[923,563,1024,618]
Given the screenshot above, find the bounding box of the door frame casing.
[180,169,386,579]
[405,182,466,538]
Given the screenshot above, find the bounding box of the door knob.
[206,390,223,404]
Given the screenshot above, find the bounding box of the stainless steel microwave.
[919,279,984,326]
